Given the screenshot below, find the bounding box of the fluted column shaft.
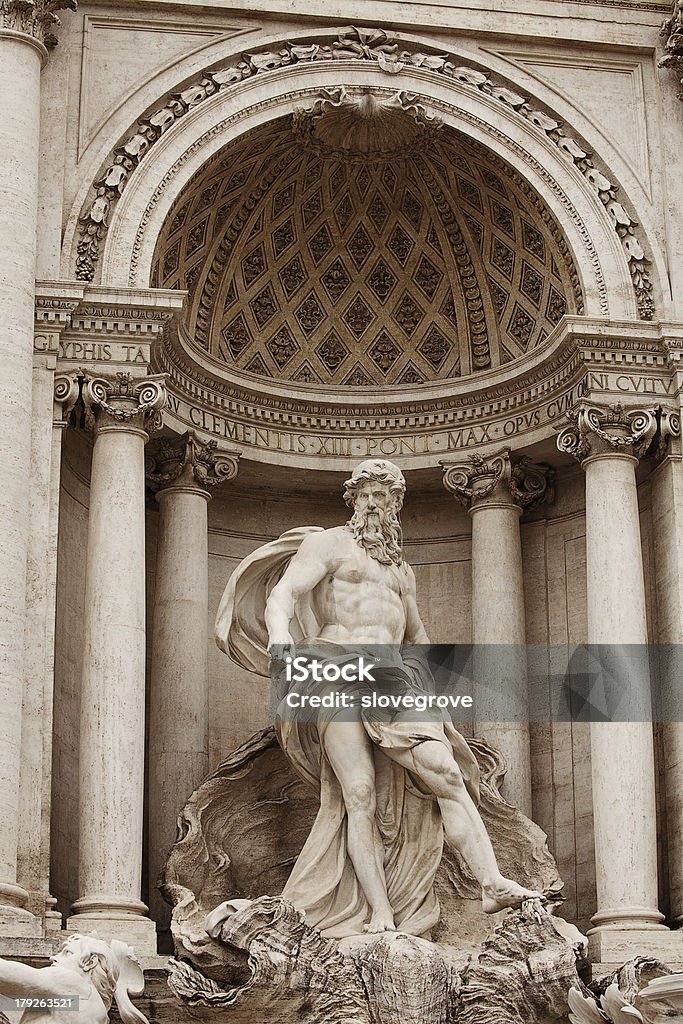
[0,0,73,930]
[146,433,238,947]
[68,373,165,954]
[443,451,552,817]
[648,395,683,923]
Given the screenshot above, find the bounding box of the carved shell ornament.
[292,87,443,163]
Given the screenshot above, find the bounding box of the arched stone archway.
[63,25,663,323]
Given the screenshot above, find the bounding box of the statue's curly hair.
[343,459,406,510]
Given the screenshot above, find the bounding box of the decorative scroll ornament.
[292,87,442,162]
[0,0,76,48]
[660,1,683,96]
[74,25,654,319]
[654,406,681,459]
[556,403,662,462]
[81,371,166,433]
[442,449,553,510]
[146,429,240,492]
[53,372,80,426]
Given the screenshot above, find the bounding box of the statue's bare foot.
[363,910,396,933]
[481,876,544,914]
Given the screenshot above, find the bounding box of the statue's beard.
[347,506,403,565]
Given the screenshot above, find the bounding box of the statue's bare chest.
[332,543,404,594]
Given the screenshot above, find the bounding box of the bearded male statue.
[215,459,540,938]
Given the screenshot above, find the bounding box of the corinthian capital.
[145,431,240,495]
[1,0,77,49]
[82,371,166,435]
[555,402,666,463]
[442,448,553,511]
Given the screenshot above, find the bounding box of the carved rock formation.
[160,727,584,1022]
[161,727,563,960]
[568,956,682,1023]
[165,894,585,1024]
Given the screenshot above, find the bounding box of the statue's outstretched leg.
[391,738,543,913]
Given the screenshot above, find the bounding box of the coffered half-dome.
[151,92,583,387]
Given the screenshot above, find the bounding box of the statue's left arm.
[403,564,430,644]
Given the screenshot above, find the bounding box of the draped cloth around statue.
[215,528,481,939]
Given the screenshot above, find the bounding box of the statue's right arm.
[265,531,334,647]
[0,958,60,996]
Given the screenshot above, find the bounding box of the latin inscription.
[34,335,149,363]
[166,382,593,458]
[41,357,675,459]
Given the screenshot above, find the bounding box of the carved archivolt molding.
[0,0,75,49]
[74,26,655,319]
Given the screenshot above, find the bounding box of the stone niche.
[151,88,580,388]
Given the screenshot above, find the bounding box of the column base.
[67,912,158,956]
[0,881,42,937]
[69,897,158,955]
[588,926,683,968]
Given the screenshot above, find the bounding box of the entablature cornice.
[34,282,185,367]
[35,292,683,468]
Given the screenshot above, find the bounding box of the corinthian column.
[0,0,73,931]
[146,432,239,947]
[557,402,668,961]
[67,372,165,955]
[443,450,552,817]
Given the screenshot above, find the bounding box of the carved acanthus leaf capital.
[556,403,661,463]
[81,371,166,435]
[0,0,76,49]
[442,449,553,511]
[146,430,240,495]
